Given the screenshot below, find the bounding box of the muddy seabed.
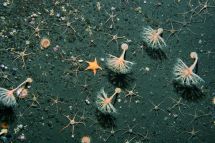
[0,0,215,143]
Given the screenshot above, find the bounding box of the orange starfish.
[85,58,102,75]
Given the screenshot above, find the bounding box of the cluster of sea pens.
[91,23,206,115]
[142,26,204,87]
[94,43,135,114]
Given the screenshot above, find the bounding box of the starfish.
[85,58,102,75]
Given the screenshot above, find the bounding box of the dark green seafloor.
[0,0,215,143]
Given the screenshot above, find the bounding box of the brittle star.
[104,8,118,28]
[49,96,64,113]
[185,127,199,140]
[124,137,137,143]
[28,19,47,38]
[27,93,41,108]
[54,20,76,35]
[125,84,142,106]
[121,124,140,137]
[121,124,147,141]
[185,109,212,124]
[0,70,12,84]
[62,55,83,78]
[105,33,126,48]
[167,97,189,115]
[60,113,85,138]
[171,14,197,35]
[101,126,122,142]
[80,77,93,95]
[195,0,215,16]
[149,99,166,115]
[53,11,77,36]
[163,19,182,42]
[12,47,32,68]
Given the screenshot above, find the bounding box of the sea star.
[85,58,102,75]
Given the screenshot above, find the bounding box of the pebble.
[117,98,121,102]
[0,64,5,68]
[85,99,90,105]
[198,39,202,44]
[164,117,168,121]
[173,114,178,118]
[100,57,105,62]
[17,133,26,141]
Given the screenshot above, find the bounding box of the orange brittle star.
[60,113,85,138]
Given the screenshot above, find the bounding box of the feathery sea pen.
[142,26,166,49]
[0,78,32,107]
[96,87,121,113]
[106,43,134,74]
[173,52,204,86]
